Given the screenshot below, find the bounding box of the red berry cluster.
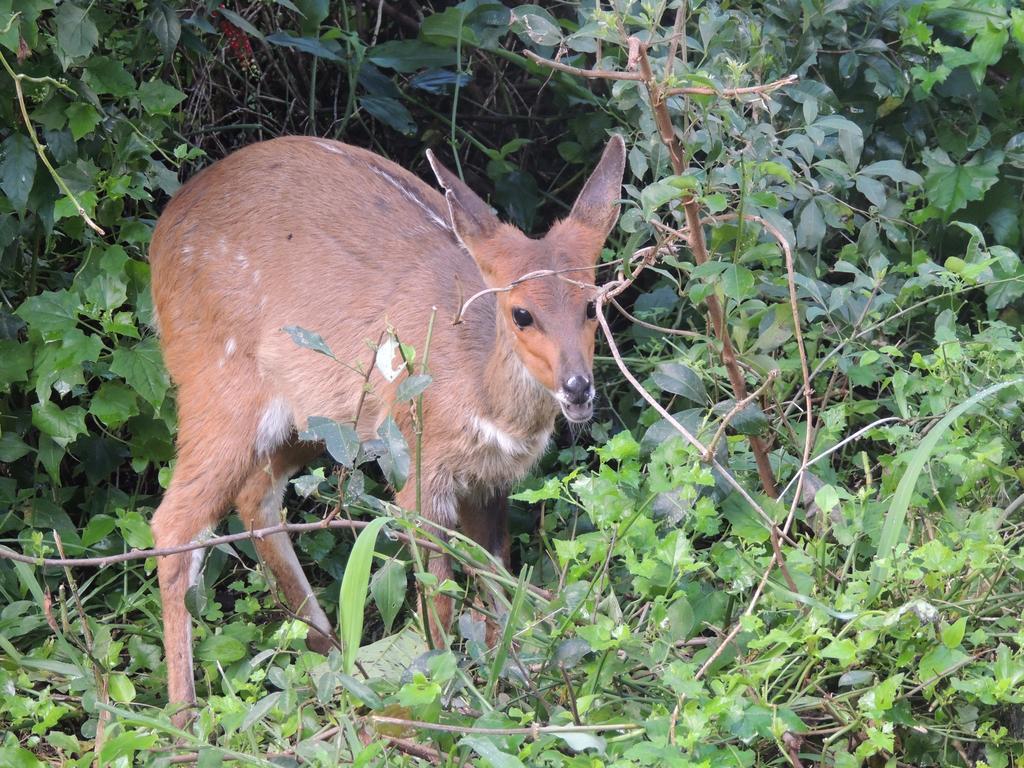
[216,4,260,79]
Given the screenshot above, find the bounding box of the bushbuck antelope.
[149,134,625,721]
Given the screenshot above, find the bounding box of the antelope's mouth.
[556,391,595,423]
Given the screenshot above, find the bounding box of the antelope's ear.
[427,150,500,247]
[568,134,626,238]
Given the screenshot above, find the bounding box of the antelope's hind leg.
[234,441,335,653]
[151,390,257,726]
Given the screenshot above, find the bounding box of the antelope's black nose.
[563,374,592,405]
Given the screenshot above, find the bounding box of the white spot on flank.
[471,415,531,455]
[181,244,193,264]
[256,397,294,457]
[252,269,261,284]
[235,252,249,269]
[225,337,237,357]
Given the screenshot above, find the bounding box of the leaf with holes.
[283,325,335,358]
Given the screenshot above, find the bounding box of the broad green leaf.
[859,160,923,185]
[109,338,170,410]
[652,362,708,404]
[370,558,406,633]
[942,617,967,649]
[0,339,32,387]
[265,32,343,61]
[923,148,1003,216]
[300,416,360,467]
[147,0,181,60]
[294,0,329,36]
[0,433,32,462]
[376,416,410,490]
[54,3,98,62]
[719,264,756,300]
[67,103,102,141]
[359,95,417,136]
[90,381,140,429]
[138,80,187,116]
[31,401,87,448]
[338,516,389,674]
[83,56,136,97]
[195,634,246,663]
[1,133,37,213]
[459,736,526,768]
[368,40,455,71]
[108,673,136,703]
[217,7,264,39]
[395,373,432,401]
[796,199,825,249]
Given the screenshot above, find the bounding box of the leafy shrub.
[2,1,1024,766]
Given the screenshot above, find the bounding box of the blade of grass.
[868,377,1022,603]
[339,516,390,674]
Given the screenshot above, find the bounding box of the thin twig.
[368,715,643,737]
[453,262,620,324]
[703,370,779,462]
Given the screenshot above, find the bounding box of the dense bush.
[2,1,1024,766]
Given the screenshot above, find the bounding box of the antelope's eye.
[586,301,597,320]
[511,307,534,329]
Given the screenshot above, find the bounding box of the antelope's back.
[149,138,492,410]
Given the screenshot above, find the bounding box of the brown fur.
[148,135,625,724]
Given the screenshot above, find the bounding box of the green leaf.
[395,373,432,401]
[821,637,858,667]
[1,133,37,213]
[31,400,87,448]
[67,103,102,141]
[147,0,181,60]
[0,433,32,462]
[459,736,526,768]
[90,381,140,429]
[108,673,136,703]
[294,0,329,36]
[283,325,335,357]
[82,514,116,547]
[859,160,923,185]
[54,3,98,62]
[368,40,456,72]
[0,339,32,388]
[942,617,967,649]
[138,80,187,116]
[719,264,756,300]
[217,7,264,39]
[796,199,825,250]
[376,416,410,490]
[359,95,417,136]
[300,416,360,468]
[109,338,170,411]
[370,558,406,633]
[265,32,343,61]
[16,289,79,339]
[869,378,1023,602]
[84,56,136,98]
[511,5,562,46]
[652,362,708,404]
[195,634,246,663]
[923,148,1003,216]
[339,516,389,674]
